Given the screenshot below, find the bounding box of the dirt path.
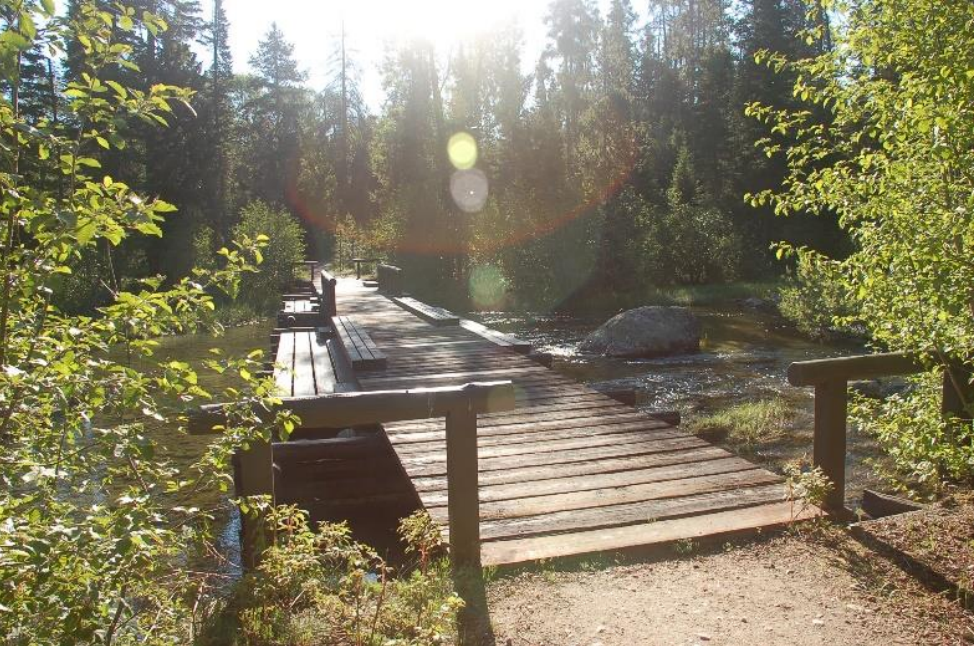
[480,529,972,646]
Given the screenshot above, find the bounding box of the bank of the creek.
[148,299,887,572]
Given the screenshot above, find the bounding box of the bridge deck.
[334,279,814,566]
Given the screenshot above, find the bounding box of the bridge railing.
[189,380,516,567]
[377,264,403,296]
[319,268,337,318]
[787,352,972,511]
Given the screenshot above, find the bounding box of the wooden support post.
[237,438,275,568]
[445,407,480,568]
[813,379,847,511]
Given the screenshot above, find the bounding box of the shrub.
[234,201,307,313]
[208,507,463,645]
[778,252,858,340]
[853,373,974,497]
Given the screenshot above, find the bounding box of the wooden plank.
[292,331,317,397]
[392,296,460,326]
[359,365,566,388]
[419,455,759,504]
[459,318,531,353]
[396,428,693,465]
[400,435,712,478]
[409,445,734,491]
[390,397,629,430]
[389,417,687,455]
[470,483,787,541]
[274,331,295,397]
[449,470,783,521]
[479,501,821,566]
[311,334,338,395]
[386,408,661,441]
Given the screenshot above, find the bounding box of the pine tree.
[243,23,309,207]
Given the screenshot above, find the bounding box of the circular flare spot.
[448,132,478,170]
[469,264,506,309]
[450,169,488,213]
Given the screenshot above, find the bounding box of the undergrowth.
[202,507,462,646]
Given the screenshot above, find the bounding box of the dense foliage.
[230,201,307,313]
[0,2,291,641]
[751,0,974,491]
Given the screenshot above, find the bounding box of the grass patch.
[686,397,797,453]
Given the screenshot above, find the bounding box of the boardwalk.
[333,279,813,567]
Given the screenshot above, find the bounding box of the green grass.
[686,397,798,453]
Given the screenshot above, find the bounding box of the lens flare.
[469,264,506,309]
[448,132,478,170]
[450,169,488,213]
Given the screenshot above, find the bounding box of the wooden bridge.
[192,264,818,567]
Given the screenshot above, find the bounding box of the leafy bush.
[0,4,282,641]
[778,252,858,340]
[206,507,462,645]
[234,201,307,313]
[853,374,974,497]
[749,0,974,491]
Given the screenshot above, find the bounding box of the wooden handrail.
[188,381,514,434]
[787,352,924,386]
[787,352,970,512]
[189,381,515,567]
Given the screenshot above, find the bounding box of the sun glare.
[335,0,530,47]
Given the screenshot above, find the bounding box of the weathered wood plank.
[292,331,316,397]
[459,318,531,353]
[400,435,711,478]
[333,315,388,370]
[479,501,821,566]
[392,296,460,326]
[469,483,787,541]
[274,332,295,397]
[409,445,734,491]
[420,456,759,504]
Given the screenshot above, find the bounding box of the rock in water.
[579,306,701,357]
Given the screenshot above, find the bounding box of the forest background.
[30,0,842,314]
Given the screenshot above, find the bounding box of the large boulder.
[580,306,701,358]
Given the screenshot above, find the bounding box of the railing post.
[813,379,847,511]
[237,438,275,568]
[445,406,480,568]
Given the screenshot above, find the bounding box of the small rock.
[595,625,605,634]
[697,633,712,641]
[812,619,825,627]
